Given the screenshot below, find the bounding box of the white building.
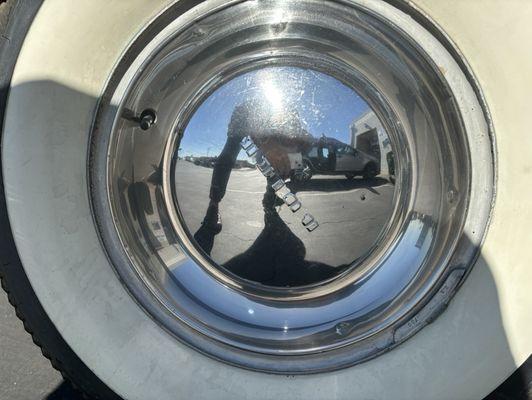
[350,109,392,176]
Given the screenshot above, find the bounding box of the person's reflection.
[193,100,340,286]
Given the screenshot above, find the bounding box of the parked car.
[192,156,217,168]
[291,137,380,183]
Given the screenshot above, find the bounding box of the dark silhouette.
[193,100,341,286]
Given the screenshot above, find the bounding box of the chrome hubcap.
[90,0,494,372]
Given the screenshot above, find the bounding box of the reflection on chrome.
[175,67,396,287]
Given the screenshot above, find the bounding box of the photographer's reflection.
[193,100,340,286]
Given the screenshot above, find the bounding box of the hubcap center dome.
[173,66,396,288]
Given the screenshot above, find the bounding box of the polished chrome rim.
[90,0,494,373]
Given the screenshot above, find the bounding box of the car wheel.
[291,162,313,183]
[1,1,530,400]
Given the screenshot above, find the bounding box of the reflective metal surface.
[174,67,395,287]
[89,0,494,372]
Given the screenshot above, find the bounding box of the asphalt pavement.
[175,160,395,272]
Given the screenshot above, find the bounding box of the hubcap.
[90,0,494,372]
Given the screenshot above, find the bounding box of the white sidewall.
[3,1,531,400]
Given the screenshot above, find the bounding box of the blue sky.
[179,66,370,157]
